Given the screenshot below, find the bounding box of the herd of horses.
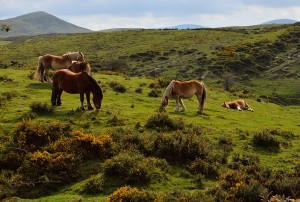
[34,51,254,113]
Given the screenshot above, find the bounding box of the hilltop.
[0,11,91,38]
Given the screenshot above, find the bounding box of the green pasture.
[1,68,300,201]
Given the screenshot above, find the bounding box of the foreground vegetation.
[0,24,300,201]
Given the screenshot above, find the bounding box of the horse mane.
[162,80,175,99]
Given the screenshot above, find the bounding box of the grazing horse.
[221,99,254,112]
[161,80,206,114]
[51,69,103,110]
[34,51,85,83]
[68,61,91,74]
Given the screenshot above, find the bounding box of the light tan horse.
[68,61,91,74]
[221,99,254,112]
[34,51,85,83]
[161,80,206,114]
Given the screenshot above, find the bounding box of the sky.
[0,0,300,31]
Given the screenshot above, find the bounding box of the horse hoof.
[88,106,94,110]
[80,107,85,111]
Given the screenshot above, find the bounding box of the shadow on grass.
[26,82,51,90]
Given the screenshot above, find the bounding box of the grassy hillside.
[0,23,299,104]
[0,25,300,201]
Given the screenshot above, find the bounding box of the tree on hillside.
[1,24,11,32]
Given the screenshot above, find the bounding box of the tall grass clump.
[29,101,54,114]
[108,81,127,93]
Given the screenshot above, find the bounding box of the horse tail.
[200,83,206,112]
[86,62,91,74]
[34,56,44,81]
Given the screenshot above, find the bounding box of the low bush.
[253,129,281,151]
[103,152,169,185]
[81,175,105,194]
[145,113,185,131]
[14,151,80,198]
[108,81,126,93]
[13,120,72,152]
[148,88,161,97]
[188,157,220,178]
[108,115,125,126]
[151,131,217,163]
[48,130,113,160]
[107,185,154,202]
[29,101,54,114]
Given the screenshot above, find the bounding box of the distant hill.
[0,11,92,38]
[162,24,207,30]
[262,19,298,25]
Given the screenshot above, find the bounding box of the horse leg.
[51,87,58,106]
[86,92,94,110]
[80,93,85,110]
[57,88,63,105]
[45,68,53,83]
[196,94,202,114]
[237,106,243,111]
[175,96,180,112]
[179,98,185,112]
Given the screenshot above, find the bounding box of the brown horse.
[34,51,85,83]
[161,80,206,114]
[51,69,103,110]
[221,99,254,112]
[68,61,91,74]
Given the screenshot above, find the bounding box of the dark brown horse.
[68,61,91,74]
[161,80,206,114]
[35,51,85,83]
[51,69,103,110]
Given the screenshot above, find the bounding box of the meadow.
[0,24,300,201]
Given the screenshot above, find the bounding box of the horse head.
[89,76,103,109]
[78,51,85,62]
[221,102,229,108]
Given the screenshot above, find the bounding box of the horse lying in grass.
[51,69,103,110]
[68,61,91,74]
[161,80,206,114]
[221,99,254,112]
[34,51,85,83]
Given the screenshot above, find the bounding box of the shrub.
[211,170,267,202]
[108,81,126,93]
[148,88,160,97]
[108,115,125,126]
[29,101,54,114]
[229,153,260,170]
[13,120,72,152]
[48,130,113,160]
[253,129,281,151]
[14,151,80,197]
[217,136,233,152]
[151,131,214,163]
[81,175,105,194]
[103,152,169,185]
[135,87,143,94]
[145,113,185,131]
[188,158,220,178]
[107,185,154,202]
[17,151,79,182]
